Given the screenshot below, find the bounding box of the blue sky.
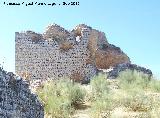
[0,0,160,77]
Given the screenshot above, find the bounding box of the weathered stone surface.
[43,23,70,41]
[95,44,130,69]
[15,23,130,82]
[72,24,129,70]
[0,67,44,118]
[73,24,92,37]
[106,63,152,79]
[87,29,108,61]
[15,24,97,81]
[26,31,43,43]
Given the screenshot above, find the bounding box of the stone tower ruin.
[15,24,130,81]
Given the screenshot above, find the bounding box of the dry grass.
[74,28,82,36]
[35,71,160,118]
[95,49,130,69]
[59,41,73,51]
[89,71,160,118]
[37,79,86,118]
[21,72,31,81]
[28,32,43,43]
[43,25,69,41]
[85,58,94,65]
[70,72,84,83]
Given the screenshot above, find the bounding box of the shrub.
[122,90,152,112]
[90,94,113,118]
[149,79,160,92]
[118,70,150,90]
[90,74,114,117]
[90,73,109,99]
[68,83,86,107]
[37,79,86,118]
[86,58,94,65]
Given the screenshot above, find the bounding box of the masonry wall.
[15,27,97,81]
[0,68,44,118]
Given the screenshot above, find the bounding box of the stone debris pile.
[106,63,152,79]
[0,67,44,118]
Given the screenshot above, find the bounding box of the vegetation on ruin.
[59,41,73,51]
[70,72,84,83]
[74,28,82,37]
[36,70,160,118]
[95,49,130,69]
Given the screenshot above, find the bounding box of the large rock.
[0,67,44,118]
[73,24,130,69]
[95,44,130,69]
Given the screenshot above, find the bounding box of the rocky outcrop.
[0,67,44,118]
[87,28,108,61]
[106,63,152,79]
[73,24,130,70]
[95,44,130,69]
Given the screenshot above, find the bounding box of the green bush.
[37,79,86,118]
[149,79,160,92]
[68,83,86,106]
[90,73,109,99]
[89,71,160,117]
[36,71,160,118]
[122,90,152,112]
[118,70,150,90]
[90,73,113,117]
[118,70,160,92]
[90,94,113,118]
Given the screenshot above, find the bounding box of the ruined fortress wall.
[15,28,97,81]
[0,68,44,118]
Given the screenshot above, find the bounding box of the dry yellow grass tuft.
[59,41,73,51]
[95,49,130,69]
